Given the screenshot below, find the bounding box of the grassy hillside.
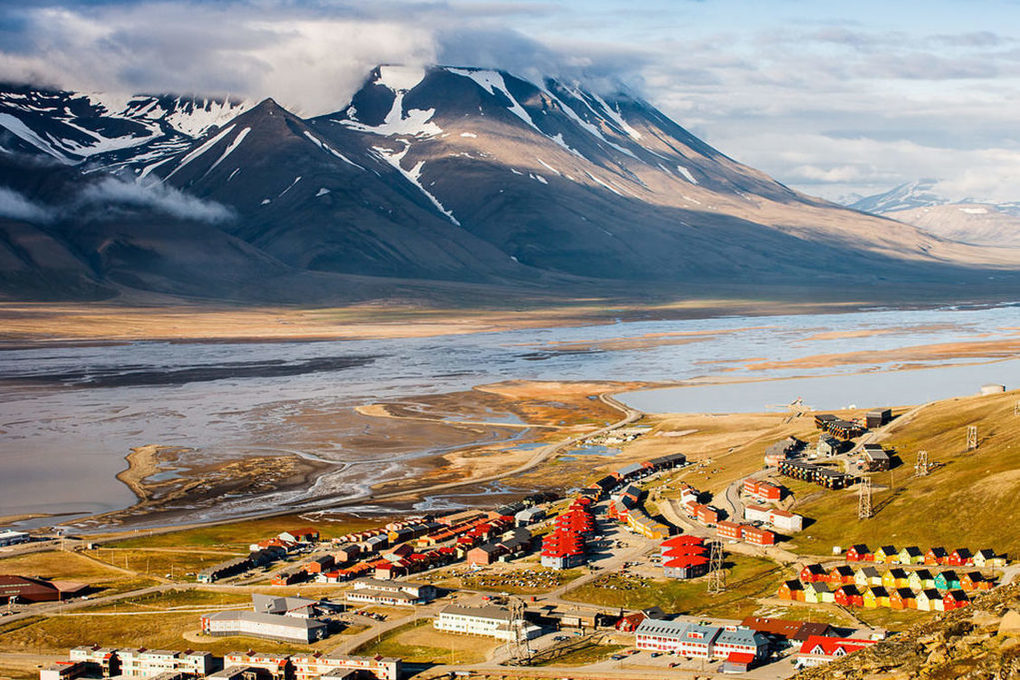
[791,388,1020,558]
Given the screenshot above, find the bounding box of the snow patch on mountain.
[303,131,364,169]
[0,113,72,162]
[447,68,541,134]
[205,127,251,176]
[165,124,235,179]
[676,165,698,184]
[375,143,460,226]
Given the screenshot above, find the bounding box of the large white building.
[0,529,29,547]
[201,611,328,643]
[345,578,436,607]
[116,649,216,678]
[433,605,541,641]
[635,619,766,660]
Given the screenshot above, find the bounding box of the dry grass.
[791,390,1020,557]
[0,550,158,596]
[352,619,496,664]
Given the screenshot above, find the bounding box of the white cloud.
[79,177,234,223]
[0,186,55,223]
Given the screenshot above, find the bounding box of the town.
[2,392,1017,680]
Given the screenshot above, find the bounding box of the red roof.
[726,652,755,664]
[798,635,876,657]
[662,546,709,557]
[661,535,704,547]
[664,556,709,568]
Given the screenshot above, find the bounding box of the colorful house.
[829,565,856,586]
[874,546,899,564]
[803,582,832,604]
[846,545,872,562]
[778,580,805,602]
[960,572,992,592]
[934,570,961,591]
[796,636,877,668]
[862,587,887,609]
[973,549,1007,568]
[855,566,883,588]
[925,547,949,565]
[800,564,828,583]
[943,590,970,610]
[833,585,864,608]
[889,588,916,610]
[881,568,909,590]
[898,547,924,565]
[948,548,974,567]
[908,569,936,591]
[915,588,942,612]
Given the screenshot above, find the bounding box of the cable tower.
[914,450,929,477]
[857,476,872,520]
[966,426,978,451]
[707,541,726,594]
[508,597,531,663]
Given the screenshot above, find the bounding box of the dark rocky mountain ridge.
[1,66,1018,303]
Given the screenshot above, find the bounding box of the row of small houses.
[799,562,997,592]
[776,460,857,489]
[843,544,1008,568]
[582,453,687,500]
[199,529,322,583]
[779,579,973,611]
[814,414,868,440]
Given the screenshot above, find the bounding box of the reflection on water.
[0,301,1017,522]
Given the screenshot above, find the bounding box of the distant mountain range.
[845,179,1020,247]
[1,66,1019,303]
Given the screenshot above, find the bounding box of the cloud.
[78,177,234,223]
[0,186,55,223]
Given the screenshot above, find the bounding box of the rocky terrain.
[800,583,1020,679]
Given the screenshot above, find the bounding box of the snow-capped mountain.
[0,83,250,166]
[847,179,1020,246]
[1,67,1019,302]
[847,178,947,214]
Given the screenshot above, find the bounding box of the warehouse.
[0,530,29,547]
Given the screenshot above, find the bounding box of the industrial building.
[433,605,541,641]
[201,610,329,643]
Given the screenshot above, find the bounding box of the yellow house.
[898,547,924,565]
[862,588,879,609]
[874,546,899,564]
[881,568,909,590]
[803,582,831,604]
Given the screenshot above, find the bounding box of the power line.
[857,476,872,520]
[707,541,725,594]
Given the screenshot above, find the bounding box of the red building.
[716,521,743,540]
[833,585,864,608]
[845,545,871,562]
[742,526,775,546]
[943,590,970,610]
[925,547,949,565]
[948,548,974,567]
[800,564,828,583]
[828,565,855,585]
[696,506,720,525]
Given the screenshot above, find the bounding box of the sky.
[1,0,1019,201]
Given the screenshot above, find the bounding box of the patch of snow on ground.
[261,199,271,205]
[374,143,461,226]
[536,158,561,176]
[676,165,698,184]
[279,176,301,197]
[138,156,174,179]
[163,98,252,137]
[510,168,523,175]
[584,170,622,196]
[959,207,988,214]
[549,133,585,158]
[460,132,477,138]
[204,127,251,176]
[548,90,637,159]
[530,173,548,184]
[303,130,365,169]
[316,188,331,197]
[227,168,241,182]
[165,124,235,179]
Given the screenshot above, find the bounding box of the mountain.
[847,178,946,214]
[847,180,1020,246]
[1,68,1019,303]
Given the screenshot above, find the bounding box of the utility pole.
[914,450,929,477]
[966,426,978,451]
[858,476,872,520]
[707,541,725,594]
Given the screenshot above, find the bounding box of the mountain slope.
[1,68,1019,302]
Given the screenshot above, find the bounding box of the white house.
[433,605,541,641]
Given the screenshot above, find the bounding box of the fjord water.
[0,303,1016,523]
